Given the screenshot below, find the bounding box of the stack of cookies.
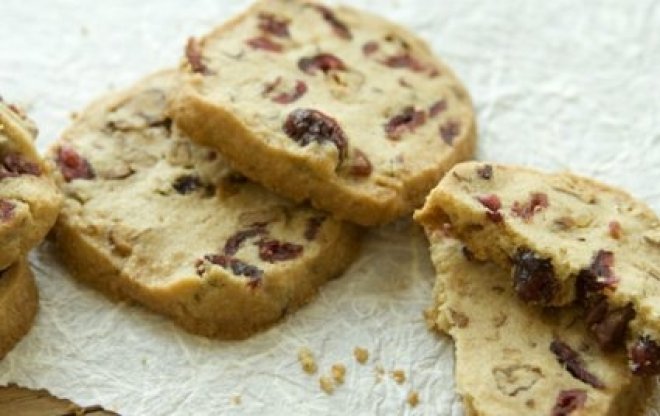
[44,0,476,340]
[0,100,61,358]
[416,162,660,414]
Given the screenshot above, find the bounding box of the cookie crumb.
[331,363,346,384]
[298,347,317,374]
[391,369,406,384]
[319,375,335,394]
[407,391,419,407]
[354,347,369,364]
[231,395,242,405]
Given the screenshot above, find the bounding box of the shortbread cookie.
[423,233,650,416]
[171,0,476,226]
[47,71,360,339]
[415,161,660,375]
[0,384,118,415]
[0,100,62,270]
[0,259,38,359]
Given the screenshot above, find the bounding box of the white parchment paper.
[1,1,659,414]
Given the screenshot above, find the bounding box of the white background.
[1,0,659,415]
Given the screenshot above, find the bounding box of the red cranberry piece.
[312,5,352,40]
[263,78,308,104]
[383,54,426,72]
[56,145,95,182]
[298,53,346,75]
[511,192,549,221]
[428,100,447,117]
[172,174,202,195]
[224,225,267,256]
[185,38,208,74]
[512,248,557,304]
[257,12,290,38]
[477,164,493,180]
[608,220,622,239]
[246,36,283,52]
[256,239,303,262]
[0,199,15,221]
[283,108,348,162]
[304,216,326,241]
[348,149,372,177]
[476,194,501,212]
[439,121,461,145]
[551,389,587,416]
[550,339,605,389]
[384,106,427,140]
[202,254,264,280]
[362,41,379,55]
[577,250,618,295]
[630,336,660,376]
[0,153,41,180]
[589,302,635,351]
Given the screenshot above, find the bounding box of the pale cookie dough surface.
[172,0,476,226]
[47,70,361,339]
[0,100,62,270]
[416,161,660,375]
[0,259,38,360]
[423,233,650,416]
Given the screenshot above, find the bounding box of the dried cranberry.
[304,216,326,241]
[608,220,622,239]
[511,192,549,221]
[589,302,635,351]
[202,254,264,280]
[383,54,426,72]
[312,5,352,40]
[224,226,267,256]
[550,339,605,389]
[428,100,447,117]
[512,248,557,304]
[348,149,372,177]
[283,108,348,162]
[477,164,493,180]
[298,53,346,75]
[263,78,308,104]
[476,194,501,212]
[185,37,207,74]
[0,199,15,221]
[440,120,461,145]
[384,106,426,140]
[246,36,283,52]
[362,41,379,55]
[172,175,202,194]
[56,145,95,182]
[257,12,290,38]
[256,239,303,262]
[577,250,618,294]
[630,336,660,376]
[551,389,587,416]
[0,153,41,179]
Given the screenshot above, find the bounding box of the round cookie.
[423,233,651,416]
[171,0,476,226]
[415,161,660,375]
[0,100,62,270]
[0,259,38,359]
[47,70,361,339]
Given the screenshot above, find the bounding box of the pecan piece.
[298,53,346,75]
[384,106,426,140]
[55,145,95,182]
[551,389,587,416]
[283,108,348,162]
[550,339,605,389]
[512,248,557,304]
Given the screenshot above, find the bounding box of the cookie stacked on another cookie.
[171,0,476,226]
[0,100,62,358]
[48,71,360,339]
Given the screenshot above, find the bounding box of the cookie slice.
[0,259,38,359]
[0,99,62,270]
[415,161,660,375]
[0,384,118,415]
[47,71,360,339]
[171,0,476,226]
[423,232,650,416]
